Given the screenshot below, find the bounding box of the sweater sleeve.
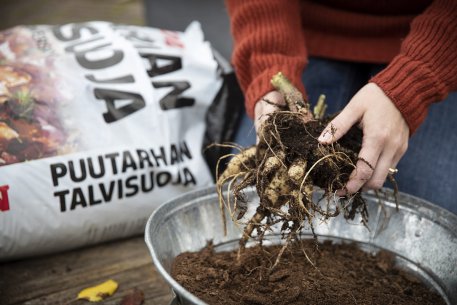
[370,0,457,134]
[225,0,308,118]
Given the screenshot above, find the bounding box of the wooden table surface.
[0,236,173,305]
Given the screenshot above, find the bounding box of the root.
[217,146,256,182]
[238,209,267,258]
[387,173,399,210]
[270,236,292,271]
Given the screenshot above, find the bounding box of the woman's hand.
[254,91,286,134]
[254,90,313,139]
[318,83,409,195]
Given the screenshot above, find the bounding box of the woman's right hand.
[254,91,286,139]
[254,90,314,141]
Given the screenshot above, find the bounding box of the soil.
[172,240,445,305]
[262,113,363,195]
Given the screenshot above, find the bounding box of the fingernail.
[318,130,332,143]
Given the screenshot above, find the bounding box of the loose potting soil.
[172,240,445,305]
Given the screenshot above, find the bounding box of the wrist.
[370,55,447,135]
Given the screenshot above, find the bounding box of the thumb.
[318,104,362,144]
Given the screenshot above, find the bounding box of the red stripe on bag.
[0,185,10,212]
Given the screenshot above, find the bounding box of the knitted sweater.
[226,0,457,133]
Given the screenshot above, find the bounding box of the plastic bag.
[0,21,237,260]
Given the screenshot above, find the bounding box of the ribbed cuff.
[244,66,306,118]
[370,54,448,134]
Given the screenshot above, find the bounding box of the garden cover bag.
[0,21,225,260]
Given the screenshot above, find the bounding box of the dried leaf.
[120,288,144,305]
[77,279,118,302]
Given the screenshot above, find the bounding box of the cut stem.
[271,72,310,113]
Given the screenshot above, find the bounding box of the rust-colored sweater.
[226,0,457,133]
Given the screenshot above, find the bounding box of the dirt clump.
[172,240,445,305]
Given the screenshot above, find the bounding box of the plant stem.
[313,94,327,119]
[271,72,310,113]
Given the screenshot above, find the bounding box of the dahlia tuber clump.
[216,73,397,267]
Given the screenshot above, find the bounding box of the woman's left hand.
[318,83,410,195]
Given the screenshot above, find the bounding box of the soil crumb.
[172,240,445,305]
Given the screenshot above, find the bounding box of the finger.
[318,104,362,144]
[363,151,396,190]
[254,91,285,132]
[255,101,278,144]
[343,135,383,195]
[254,101,280,132]
[363,140,407,191]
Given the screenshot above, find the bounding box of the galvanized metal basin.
[145,186,457,305]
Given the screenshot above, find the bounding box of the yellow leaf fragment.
[77,279,119,302]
